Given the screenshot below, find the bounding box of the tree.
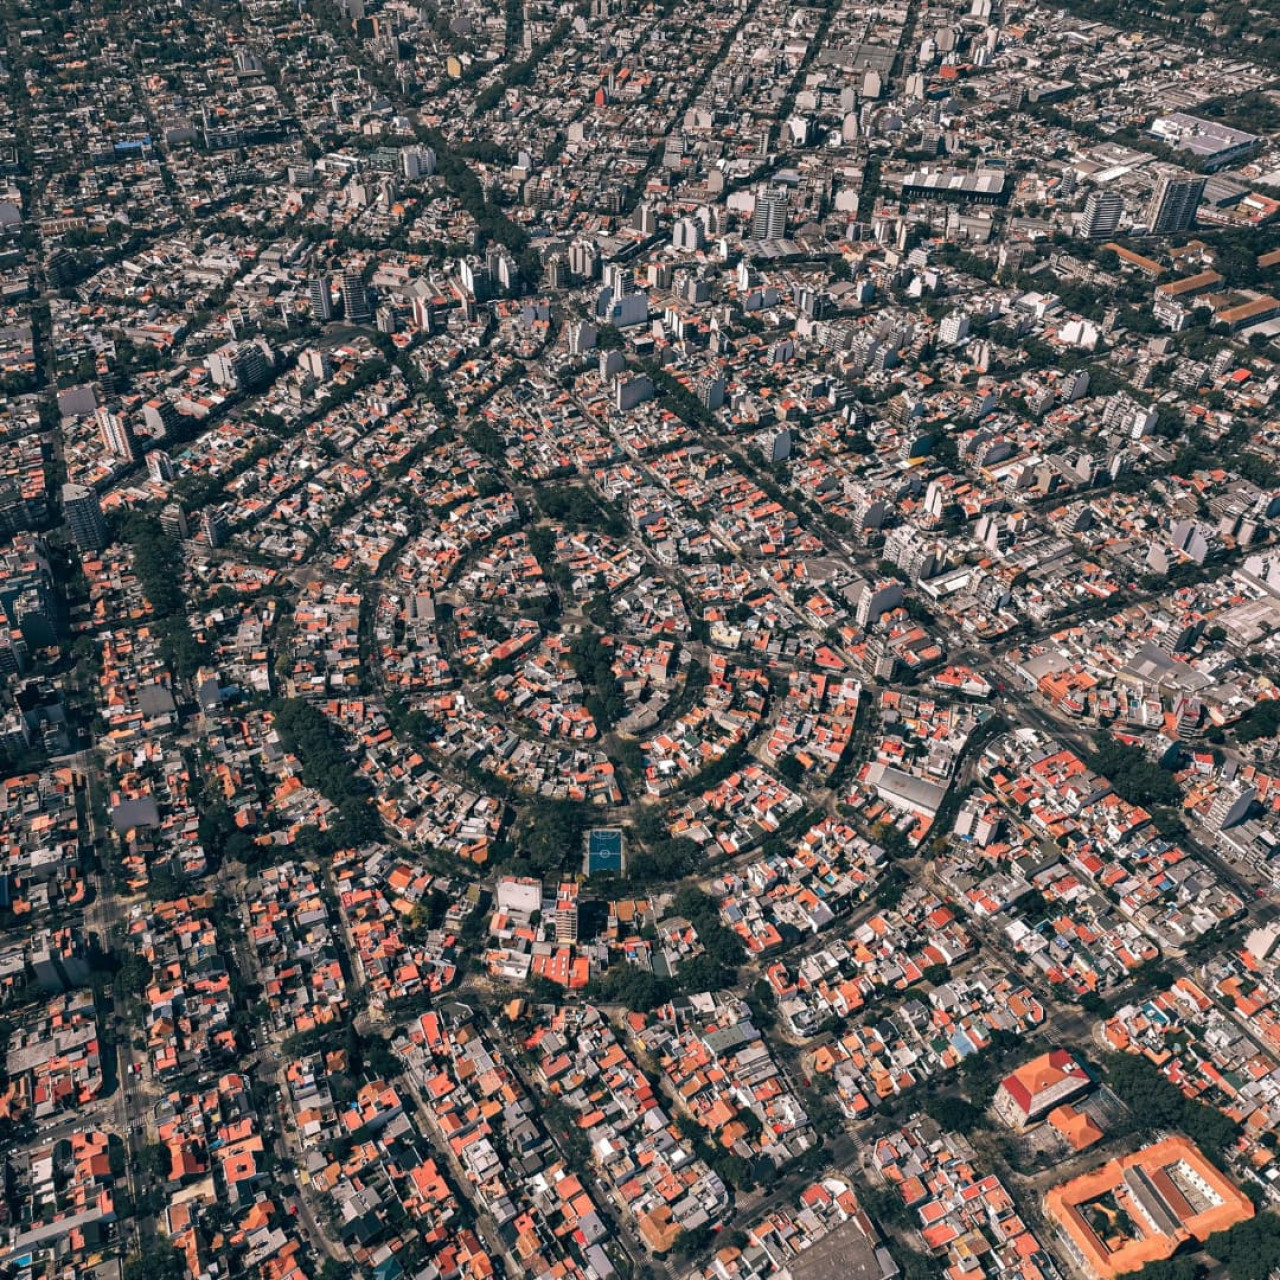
[138,1142,169,1181]
[1105,1053,1184,1128]
[363,1033,400,1080]
[627,835,699,883]
[856,1179,912,1231]
[466,423,506,457]
[1105,1052,1239,1155]
[1132,1258,1200,1280]
[518,800,587,875]
[1088,739,1180,808]
[586,592,614,630]
[124,1240,185,1280]
[569,629,627,730]
[626,807,706,882]
[1182,1103,1241,1154]
[614,737,645,776]
[116,950,151,998]
[1206,1211,1280,1280]
[272,698,381,849]
[925,1094,984,1134]
[113,512,210,681]
[895,1247,939,1280]
[526,975,562,1004]
[536,485,625,537]
[1235,699,1280,745]
[676,952,728,995]
[774,753,806,785]
[711,1152,754,1190]
[674,1222,717,1258]
[671,887,745,977]
[589,965,672,1010]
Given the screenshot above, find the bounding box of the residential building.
[992,1049,1092,1128]
[1080,190,1123,239]
[340,270,371,322]
[752,189,788,241]
[554,882,579,943]
[96,408,134,462]
[1146,173,1206,235]
[62,483,105,552]
[309,276,333,321]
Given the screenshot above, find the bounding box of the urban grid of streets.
[1,0,1280,1279]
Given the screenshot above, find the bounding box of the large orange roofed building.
[1044,1135,1252,1279]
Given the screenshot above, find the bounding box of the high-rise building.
[411,295,435,335]
[568,320,597,354]
[208,340,272,393]
[1146,172,1206,234]
[399,145,435,179]
[492,251,518,292]
[142,397,180,436]
[568,239,599,280]
[698,204,725,237]
[615,373,654,411]
[696,372,725,410]
[751,189,788,241]
[201,507,229,549]
[603,264,635,298]
[545,255,570,290]
[159,503,189,540]
[309,276,333,321]
[15,588,55,650]
[146,450,175,483]
[458,258,490,301]
[299,348,333,381]
[340,270,372,323]
[939,312,970,345]
[62,483,106,553]
[672,217,705,252]
[1062,370,1090,403]
[854,578,904,627]
[95,407,135,462]
[1079,190,1123,239]
[0,634,29,680]
[233,48,265,75]
[554,882,579,943]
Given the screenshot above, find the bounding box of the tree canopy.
[124,1240,186,1280]
[517,799,587,875]
[1105,1052,1239,1154]
[1206,1212,1280,1280]
[1089,738,1180,809]
[272,698,382,849]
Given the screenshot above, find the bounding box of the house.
[993,1048,1092,1129]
